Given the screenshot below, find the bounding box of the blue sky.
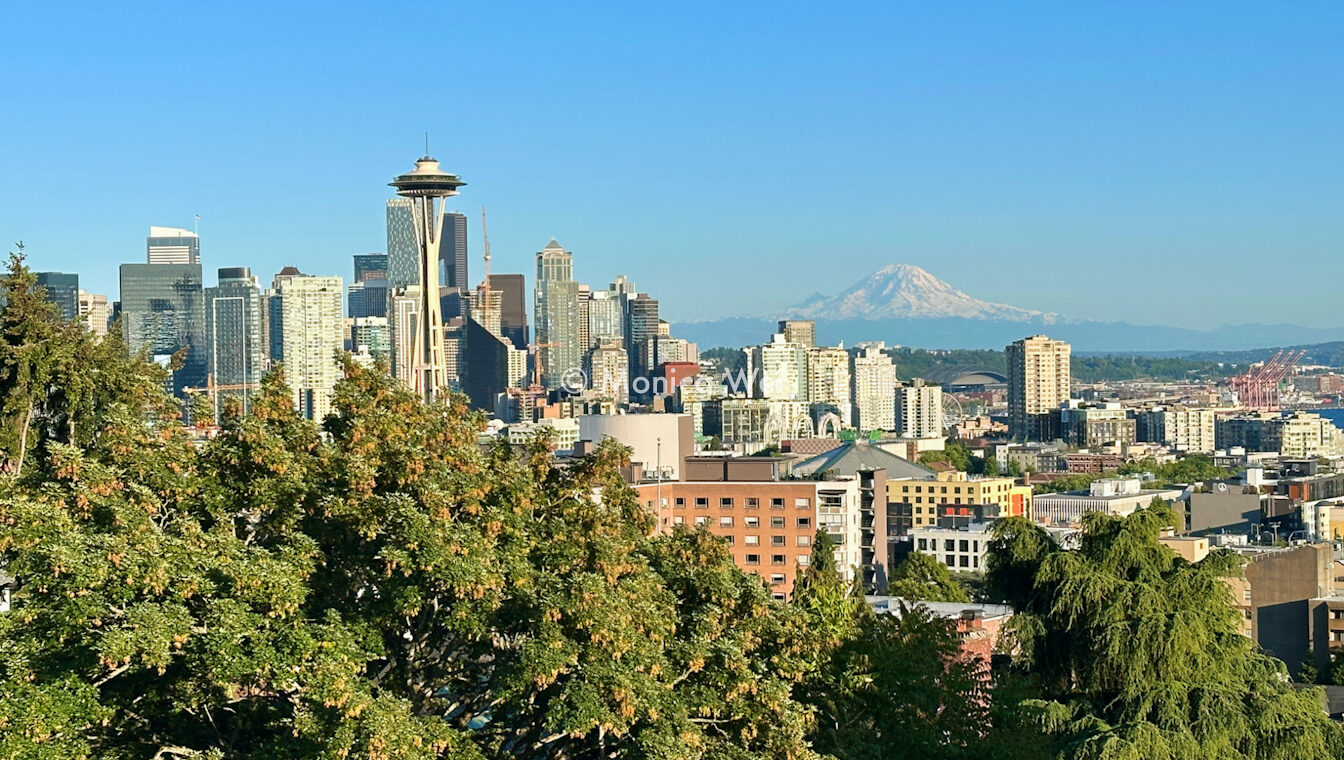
[2,2,1341,329]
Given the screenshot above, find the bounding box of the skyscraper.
[78,289,110,337]
[894,378,943,439]
[146,226,201,265]
[534,239,581,390]
[778,319,816,349]
[349,253,389,319]
[389,155,466,402]
[119,262,206,395]
[34,272,79,320]
[1007,334,1071,441]
[850,346,896,433]
[586,289,624,346]
[493,273,528,350]
[204,267,267,415]
[623,292,659,388]
[806,346,851,413]
[749,333,806,400]
[588,336,630,405]
[440,211,468,291]
[352,253,389,283]
[278,274,344,421]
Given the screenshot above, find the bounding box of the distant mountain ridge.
[782,263,1056,323]
[670,263,1344,353]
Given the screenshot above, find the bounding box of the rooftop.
[792,440,936,480]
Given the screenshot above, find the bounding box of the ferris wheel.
[941,394,965,431]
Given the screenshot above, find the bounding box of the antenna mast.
[481,206,491,291]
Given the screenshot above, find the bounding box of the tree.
[887,552,971,603]
[0,302,824,759]
[985,506,1344,758]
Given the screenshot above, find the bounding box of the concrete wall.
[578,413,693,480]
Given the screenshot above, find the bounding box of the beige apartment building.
[1006,335,1071,441]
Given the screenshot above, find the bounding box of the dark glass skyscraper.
[35,272,79,321]
[624,292,660,383]
[493,273,528,350]
[119,263,206,395]
[352,253,388,283]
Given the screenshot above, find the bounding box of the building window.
[694,516,709,526]
[944,539,955,551]
[795,498,810,508]
[959,555,969,568]
[917,538,927,550]
[797,517,812,528]
[770,516,785,528]
[771,554,786,565]
[719,516,734,527]
[694,497,709,509]
[797,554,810,566]
[723,535,735,546]
[675,497,685,507]
[771,498,785,509]
[797,535,811,547]
[745,516,760,528]
[720,497,734,508]
[771,535,785,546]
[772,592,787,601]
[959,540,969,552]
[770,574,786,585]
[673,516,684,525]
[745,535,760,546]
[746,554,760,565]
[746,497,759,509]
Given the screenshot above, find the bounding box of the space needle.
[390,151,466,402]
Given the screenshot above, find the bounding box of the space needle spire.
[390,151,466,402]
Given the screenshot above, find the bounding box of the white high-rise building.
[77,289,110,337]
[851,347,896,432]
[749,333,806,401]
[506,345,527,389]
[146,226,200,265]
[807,346,851,411]
[279,275,344,421]
[390,288,420,388]
[895,378,943,439]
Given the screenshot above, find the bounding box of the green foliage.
[886,346,1231,384]
[0,283,824,759]
[917,439,997,475]
[1032,472,1107,494]
[887,552,971,603]
[700,346,746,377]
[1117,453,1234,486]
[986,507,1344,758]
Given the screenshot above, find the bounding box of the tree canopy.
[1,254,1338,760]
[985,508,1344,759]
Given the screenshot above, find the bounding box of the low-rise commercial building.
[1033,477,1183,527]
[910,522,995,573]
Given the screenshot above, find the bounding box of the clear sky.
[2,2,1341,329]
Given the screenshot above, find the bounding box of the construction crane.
[1228,349,1306,410]
[182,374,260,419]
[528,341,561,388]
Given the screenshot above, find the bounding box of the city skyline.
[4,3,1344,330]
